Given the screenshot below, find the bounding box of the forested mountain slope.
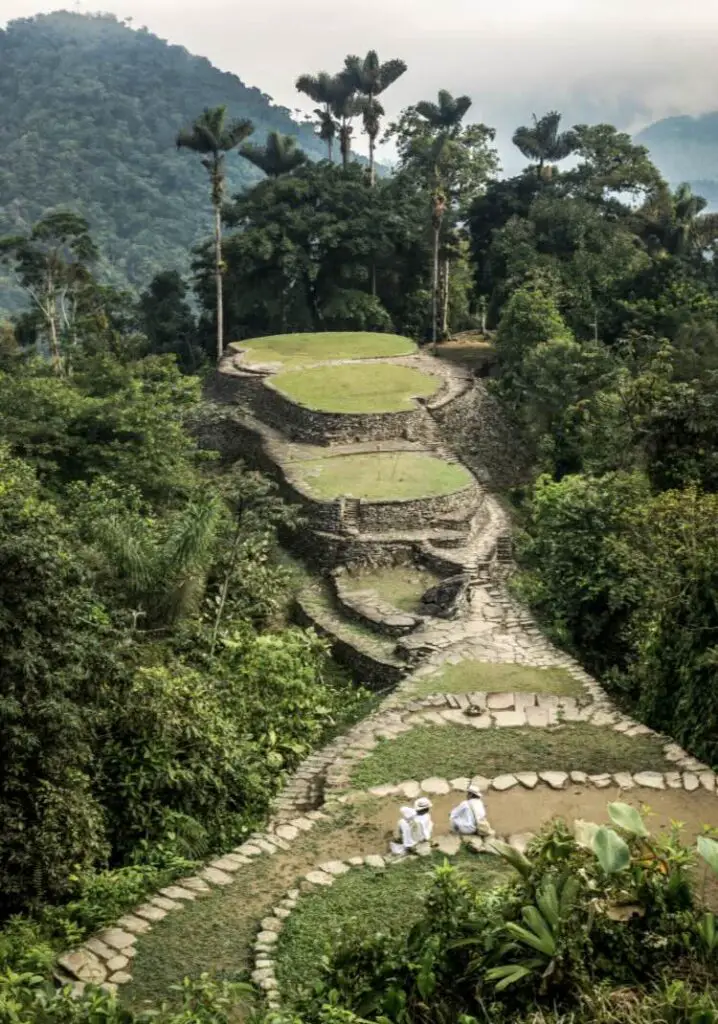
[635,112,718,208]
[0,11,325,310]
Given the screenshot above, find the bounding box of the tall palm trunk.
[430,190,446,345]
[441,258,450,339]
[214,201,223,361]
[369,129,376,186]
[327,137,334,162]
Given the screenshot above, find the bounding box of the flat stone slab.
[699,772,716,792]
[275,824,300,841]
[421,777,451,795]
[201,867,234,886]
[493,709,526,728]
[256,931,279,945]
[466,714,492,729]
[435,834,462,856]
[115,915,150,935]
[260,917,283,932]
[398,780,421,799]
[633,772,665,790]
[540,771,568,790]
[486,692,514,710]
[470,775,491,793]
[305,871,334,886]
[525,707,550,727]
[613,773,635,790]
[96,928,137,952]
[491,774,518,791]
[289,817,315,832]
[151,896,182,911]
[109,971,132,985]
[319,860,351,876]
[159,886,197,901]
[58,949,107,984]
[236,843,263,857]
[364,854,385,869]
[134,904,167,922]
[515,772,539,789]
[450,777,470,791]
[590,774,613,788]
[683,772,700,792]
[84,938,116,961]
[106,955,129,972]
[177,877,210,894]
[569,771,589,784]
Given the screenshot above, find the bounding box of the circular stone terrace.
[232,330,418,370]
[268,362,442,415]
[290,450,474,502]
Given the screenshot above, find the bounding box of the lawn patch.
[343,564,442,613]
[275,852,510,1005]
[234,332,416,368]
[292,451,473,501]
[408,660,583,697]
[269,363,441,413]
[350,724,670,789]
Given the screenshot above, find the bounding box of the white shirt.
[450,797,486,835]
[396,808,424,849]
[415,812,434,841]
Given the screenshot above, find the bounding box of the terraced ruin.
[57,331,718,1013]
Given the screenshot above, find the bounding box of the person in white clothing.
[389,806,424,855]
[449,786,494,836]
[413,797,434,841]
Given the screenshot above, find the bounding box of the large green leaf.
[574,818,599,849]
[485,963,541,992]
[592,826,631,874]
[491,838,533,879]
[608,801,649,837]
[697,835,718,876]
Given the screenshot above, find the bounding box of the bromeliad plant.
[484,803,718,1000]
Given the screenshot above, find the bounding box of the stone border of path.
[320,691,712,793]
[251,844,499,1011]
[250,762,718,1012]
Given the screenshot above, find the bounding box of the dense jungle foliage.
[1,29,718,1024]
[0,11,326,311]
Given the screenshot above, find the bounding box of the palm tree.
[177,106,254,360]
[512,111,578,178]
[331,79,362,170]
[296,71,341,161]
[343,51,407,184]
[240,132,308,178]
[415,90,473,343]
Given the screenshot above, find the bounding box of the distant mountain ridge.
[635,112,718,207]
[0,11,327,311]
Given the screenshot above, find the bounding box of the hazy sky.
[3,0,718,169]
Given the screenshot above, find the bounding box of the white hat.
[414,797,433,811]
[468,784,482,797]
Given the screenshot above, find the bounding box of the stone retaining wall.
[331,570,424,637]
[294,597,405,688]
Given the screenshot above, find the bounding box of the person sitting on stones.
[449,785,494,836]
[389,805,425,856]
[414,796,434,841]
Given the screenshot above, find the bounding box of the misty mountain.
[635,112,718,207]
[0,11,327,310]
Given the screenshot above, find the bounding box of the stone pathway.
[57,345,718,1008]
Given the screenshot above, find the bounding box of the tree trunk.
[328,137,333,162]
[442,258,450,340]
[369,133,376,186]
[47,300,62,374]
[214,202,223,361]
[431,224,440,345]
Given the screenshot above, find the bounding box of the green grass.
[293,451,473,501]
[233,331,416,368]
[270,363,441,413]
[299,579,401,663]
[343,564,443,613]
[275,852,510,1005]
[408,661,583,697]
[350,724,670,788]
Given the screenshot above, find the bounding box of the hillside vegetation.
[0,11,325,310]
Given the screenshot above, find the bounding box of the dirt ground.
[364,785,718,844]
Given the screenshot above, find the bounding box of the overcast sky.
[3,0,718,170]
